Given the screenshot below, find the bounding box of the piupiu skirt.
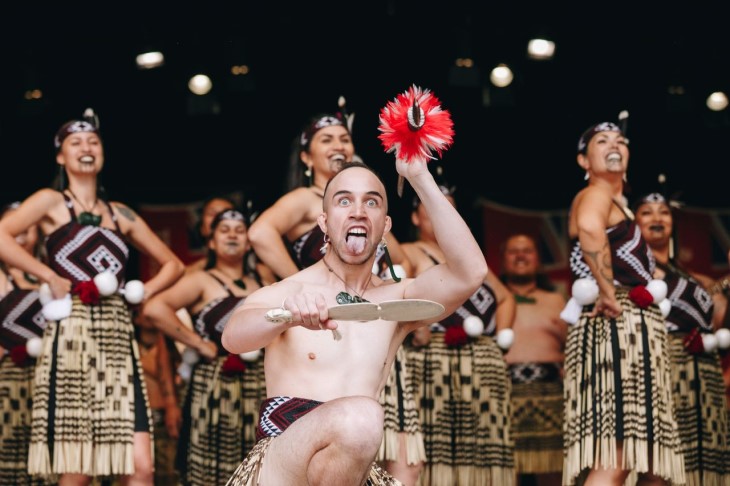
[378,345,426,466]
[666,333,729,486]
[177,352,266,486]
[509,362,564,475]
[0,356,51,485]
[27,295,152,478]
[562,288,685,485]
[407,332,515,486]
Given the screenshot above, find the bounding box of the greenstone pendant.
[77,212,101,226]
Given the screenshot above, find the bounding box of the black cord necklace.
[323,258,371,304]
[67,189,101,226]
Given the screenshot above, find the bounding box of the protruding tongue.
[346,234,366,254]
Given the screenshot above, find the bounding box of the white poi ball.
[177,362,192,382]
[239,349,262,362]
[702,332,719,353]
[658,298,672,318]
[646,279,668,303]
[123,280,145,304]
[463,315,484,337]
[572,278,599,306]
[559,298,582,325]
[93,271,118,296]
[26,337,43,358]
[181,347,200,365]
[715,328,730,350]
[38,283,53,305]
[496,328,515,350]
[42,294,72,321]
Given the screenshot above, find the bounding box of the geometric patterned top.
[0,276,44,348]
[421,250,498,335]
[45,193,129,285]
[569,218,655,288]
[191,272,245,356]
[658,261,714,333]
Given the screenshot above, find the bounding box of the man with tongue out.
[222,160,488,485]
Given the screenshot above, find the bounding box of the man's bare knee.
[328,396,384,452]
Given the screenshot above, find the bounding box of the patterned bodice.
[0,275,44,348]
[421,250,498,335]
[569,219,654,287]
[45,193,129,286]
[190,273,245,356]
[435,281,498,335]
[290,225,326,270]
[658,262,714,333]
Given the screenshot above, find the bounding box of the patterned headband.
[212,209,246,228]
[299,115,346,149]
[632,192,668,213]
[54,121,99,151]
[576,121,623,154]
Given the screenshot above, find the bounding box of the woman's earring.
[304,166,313,187]
[584,171,590,181]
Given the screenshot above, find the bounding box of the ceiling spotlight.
[136,51,164,69]
[188,74,213,95]
[490,64,514,88]
[527,38,555,60]
[23,89,43,100]
[706,91,728,111]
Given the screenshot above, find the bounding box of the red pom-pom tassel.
[628,285,653,309]
[9,344,31,367]
[378,85,454,165]
[444,325,469,348]
[683,328,704,355]
[73,280,101,305]
[221,353,247,376]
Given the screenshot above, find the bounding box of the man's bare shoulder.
[368,276,410,301]
[241,278,305,308]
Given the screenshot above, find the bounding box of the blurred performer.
[635,192,730,486]
[0,109,185,484]
[500,233,567,486]
[563,119,684,485]
[0,202,48,486]
[142,209,265,486]
[403,182,516,486]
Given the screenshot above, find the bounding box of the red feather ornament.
[378,84,454,196]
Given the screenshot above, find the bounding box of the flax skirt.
[378,345,427,466]
[406,333,515,486]
[666,333,730,486]
[0,357,51,485]
[176,353,266,486]
[562,288,685,485]
[509,362,564,475]
[27,294,152,478]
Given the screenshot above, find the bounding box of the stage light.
[23,89,43,100]
[527,38,555,60]
[188,74,212,95]
[136,50,164,69]
[706,91,728,111]
[490,64,514,88]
